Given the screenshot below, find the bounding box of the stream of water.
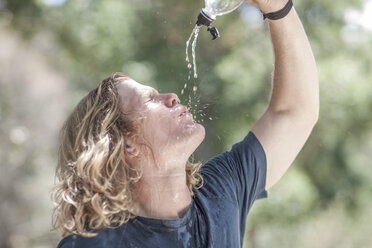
[186,25,201,80]
[183,25,215,123]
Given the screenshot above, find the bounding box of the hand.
[244,0,289,14]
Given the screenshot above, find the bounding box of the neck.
[131,172,192,219]
[128,143,195,220]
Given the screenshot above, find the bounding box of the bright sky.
[42,0,66,6]
[344,0,372,31]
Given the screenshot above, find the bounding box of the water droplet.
[187,63,192,69]
[184,83,187,89]
[181,89,184,95]
[209,117,213,120]
[193,86,197,92]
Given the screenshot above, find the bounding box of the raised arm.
[246,0,319,190]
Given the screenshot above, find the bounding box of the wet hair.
[52,72,203,237]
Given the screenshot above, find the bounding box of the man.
[53,0,319,247]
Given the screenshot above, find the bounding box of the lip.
[178,106,189,117]
[176,106,194,122]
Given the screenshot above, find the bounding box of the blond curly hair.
[52,72,203,237]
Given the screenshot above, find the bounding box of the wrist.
[261,0,294,21]
[259,0,289,14]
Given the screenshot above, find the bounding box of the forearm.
[267,7,319,120]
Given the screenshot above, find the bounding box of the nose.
[164,93,180,107]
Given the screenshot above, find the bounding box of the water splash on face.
[183,25,216,125]
[180,83,213,126]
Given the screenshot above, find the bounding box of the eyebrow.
[149,89,159,96]
[143,89,158,102]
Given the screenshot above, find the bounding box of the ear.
[124,136,140,158]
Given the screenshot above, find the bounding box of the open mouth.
[177,106,195,123]
[179,109,194,122]
[178,106,189,117]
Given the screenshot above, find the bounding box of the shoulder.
[198,131,267,200]
[202,131,265,172]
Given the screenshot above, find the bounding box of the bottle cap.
[196,10,220,40]
[207,27,220,40]
[196,10,215,27]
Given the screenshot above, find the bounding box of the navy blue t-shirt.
[57,131,267,248]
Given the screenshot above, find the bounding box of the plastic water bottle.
[204,0,245,19]
[196,0,245,39]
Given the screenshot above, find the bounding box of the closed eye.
[145,90,158,103]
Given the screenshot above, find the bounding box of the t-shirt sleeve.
[200,131,267,213]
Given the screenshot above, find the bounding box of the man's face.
[116,78,205,162]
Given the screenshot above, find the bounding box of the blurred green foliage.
[0,0,372,247]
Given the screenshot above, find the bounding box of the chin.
[191,123,206,146]
[176,122,205,150]
[197,123,206,140]
[183,121,205,136]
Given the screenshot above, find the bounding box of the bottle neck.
[196,9,215,27]
[202,8,216,20]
